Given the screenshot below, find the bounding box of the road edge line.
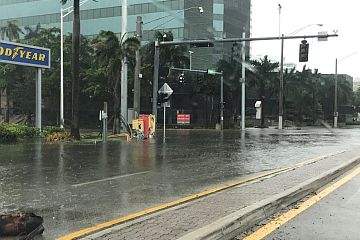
[56,151,343,240]
[177,155,360,240]
[242,166,360,240]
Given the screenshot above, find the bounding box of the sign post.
[158,83,173,141]
[207,69,224,129]
[0,41,51,130]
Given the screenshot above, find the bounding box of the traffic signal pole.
[152,40,160,118]
[241,32,246,130]
[153,33,338,129]
[279,35,284,129]
[159,34,337,46]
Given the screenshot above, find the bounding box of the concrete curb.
[177,156,360,240]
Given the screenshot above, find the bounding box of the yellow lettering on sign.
[32,53,38,61]
[5,48,12,56]
[39,54,45,62]
[26,51,32,59]
[19,50,25,58]
[0,47,4,55]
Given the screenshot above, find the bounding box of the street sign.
[0,40,51,68]
[207,69,222,75]
[159,83,173,141]
[158,83,173,95]
[177,114,190,124]
[207,69,217,75]
[318,31,328,41]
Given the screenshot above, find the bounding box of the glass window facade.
[0,0,250,67]
[0,0,39,6]
[0,0,184,28]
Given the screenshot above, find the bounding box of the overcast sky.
[251,0,360,80]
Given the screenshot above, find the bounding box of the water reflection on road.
[0,128,359,239]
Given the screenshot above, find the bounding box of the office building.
[0,0,251,67]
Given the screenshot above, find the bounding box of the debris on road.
[0,212,44,239]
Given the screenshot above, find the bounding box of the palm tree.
[0,20,23,122]
[248,56,279,127]
[92,30,139,133]
[142,31,188,79]
[285,66,324,124]
[217,58,242,126]
[24,23,41,40]
[61,0,81,139]
[0,20,23,41]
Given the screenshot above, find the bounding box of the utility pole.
[241,32,246,130]
[120,0,128,129]
[133,16,143,119]
[220,73,224,130]
[278,4,282,38]
[152,40,160,119]
[60,8,64,129]
[35,68,42,130]
[189,50,193,70]
[279,34,284,129]
[334,58,338,128]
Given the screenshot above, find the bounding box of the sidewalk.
[77,150,360,240]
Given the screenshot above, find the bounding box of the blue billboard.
[0,41,51,69]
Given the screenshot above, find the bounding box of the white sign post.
[158,83,173,141]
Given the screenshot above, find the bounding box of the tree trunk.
[113,70,121,134]
[259,79,265,127]
[0,89,2,121]
[5,88,9,123]
[70,0,81,140]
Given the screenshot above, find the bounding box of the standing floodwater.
[1,128,360,239]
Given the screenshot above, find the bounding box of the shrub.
[42,126,70,142]
[0,125,18,143]
[46,131,70,142]
[0,123,39,143]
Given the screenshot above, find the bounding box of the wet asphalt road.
[1,128,360,239]
[264,169,360,240]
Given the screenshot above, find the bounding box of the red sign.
[177,114,190,124]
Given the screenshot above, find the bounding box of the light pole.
[334,58,338,128]
[279,34,284,129]
[120,0,128,130]
[60,0,92,129]
[278,4,282,38]
[241,32,246,130]
[145,6,204,28]
[287,24,323,36]
[188,51,194,70]
[277,22,323,129]
[334,52,358,128]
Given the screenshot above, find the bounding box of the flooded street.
[1,128,360,239]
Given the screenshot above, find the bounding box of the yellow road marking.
[243,166,360,240]
[57,151,343,240]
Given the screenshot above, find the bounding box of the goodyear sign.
[0,41,50,69]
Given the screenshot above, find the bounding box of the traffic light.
[178,73,185,83]
[299,40,309,62]
[190,42,214,48]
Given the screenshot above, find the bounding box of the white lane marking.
[72,171,150,187]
